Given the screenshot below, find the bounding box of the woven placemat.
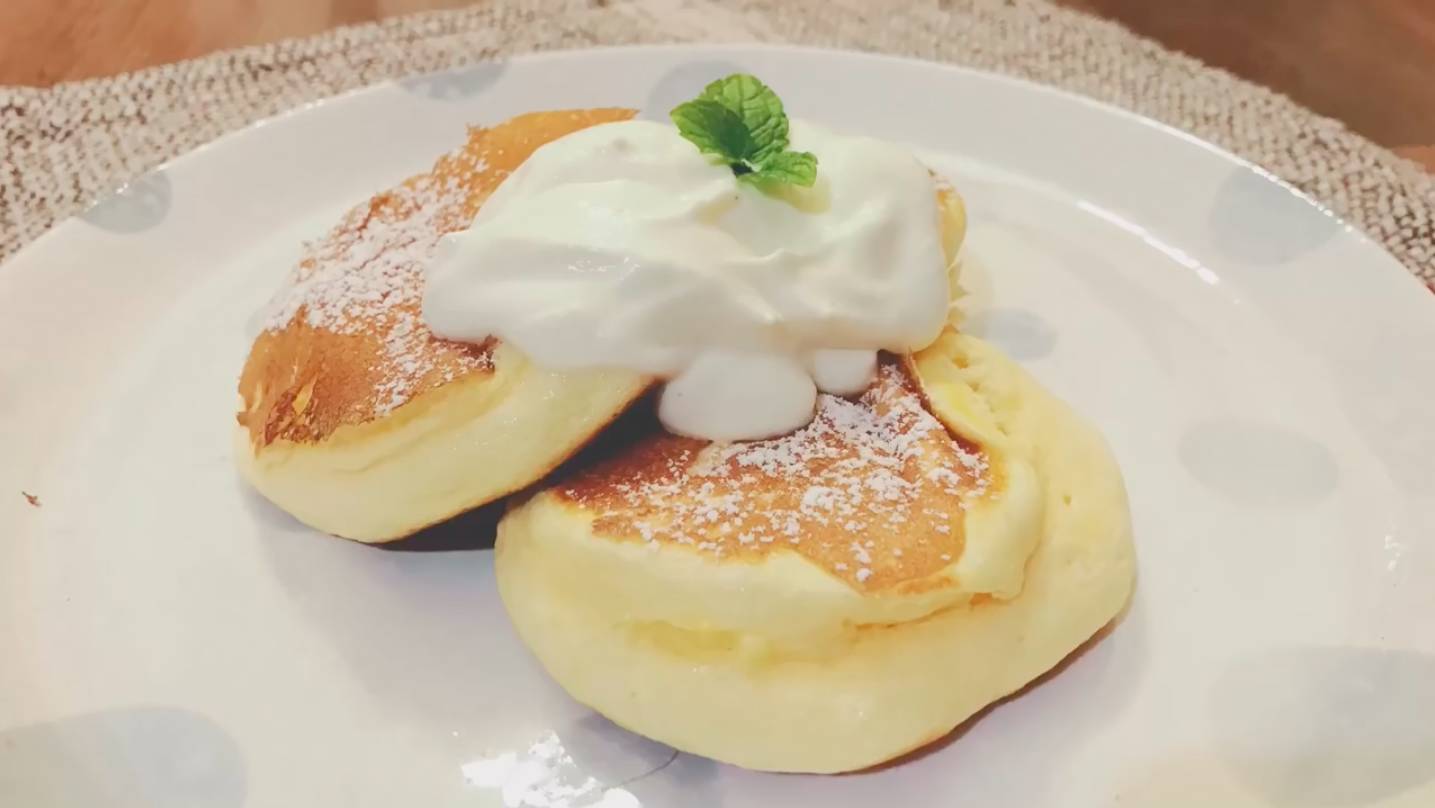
[2,0,1432,282]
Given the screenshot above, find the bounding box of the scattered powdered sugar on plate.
[564,362,990,588]
[462,732,642,808]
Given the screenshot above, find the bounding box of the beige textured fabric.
[1,0,1432,283]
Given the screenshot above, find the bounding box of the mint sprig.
[670,74,818,188]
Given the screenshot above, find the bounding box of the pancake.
[235,108,968,542]
[495,331,1134,773]
[236,110,652,542]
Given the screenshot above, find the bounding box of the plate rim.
[4,42,1434,808]
[4,43,1406,285]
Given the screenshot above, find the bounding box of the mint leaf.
[745,150,818,188]
[670,99,753,163]
[670,73,819,191]
[700,74,788,163]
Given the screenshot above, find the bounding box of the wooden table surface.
[1,0,1432,169]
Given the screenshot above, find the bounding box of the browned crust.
[236,108,638,448]
[554,359,996,591]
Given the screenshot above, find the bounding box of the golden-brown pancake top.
[237,108,638,448]
[557,359,996,592]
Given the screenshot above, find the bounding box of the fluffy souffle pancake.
[496,331,1135,773]
[236,107,968,542]
[236,110,654,542]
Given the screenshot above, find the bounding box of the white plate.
[3,45,1433,808]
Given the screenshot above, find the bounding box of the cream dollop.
[422,118,948,440]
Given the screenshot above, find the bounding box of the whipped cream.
[423,118,948,440]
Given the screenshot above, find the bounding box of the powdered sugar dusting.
[266,172,463,332]
[461,731,641,807]
[563,362,990,588]
[259,151,495,416]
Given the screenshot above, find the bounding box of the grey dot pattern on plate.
[964,308,1058,361]
[640,61,751,121]
[397,61,506,100]
[79,170,172,233]
[0,707,247,808]
[562,712,678,787]
[1208,165,1342,265]
[1211,646,1435,807]
[1180,417,1338,506]
[625,752,723,807]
